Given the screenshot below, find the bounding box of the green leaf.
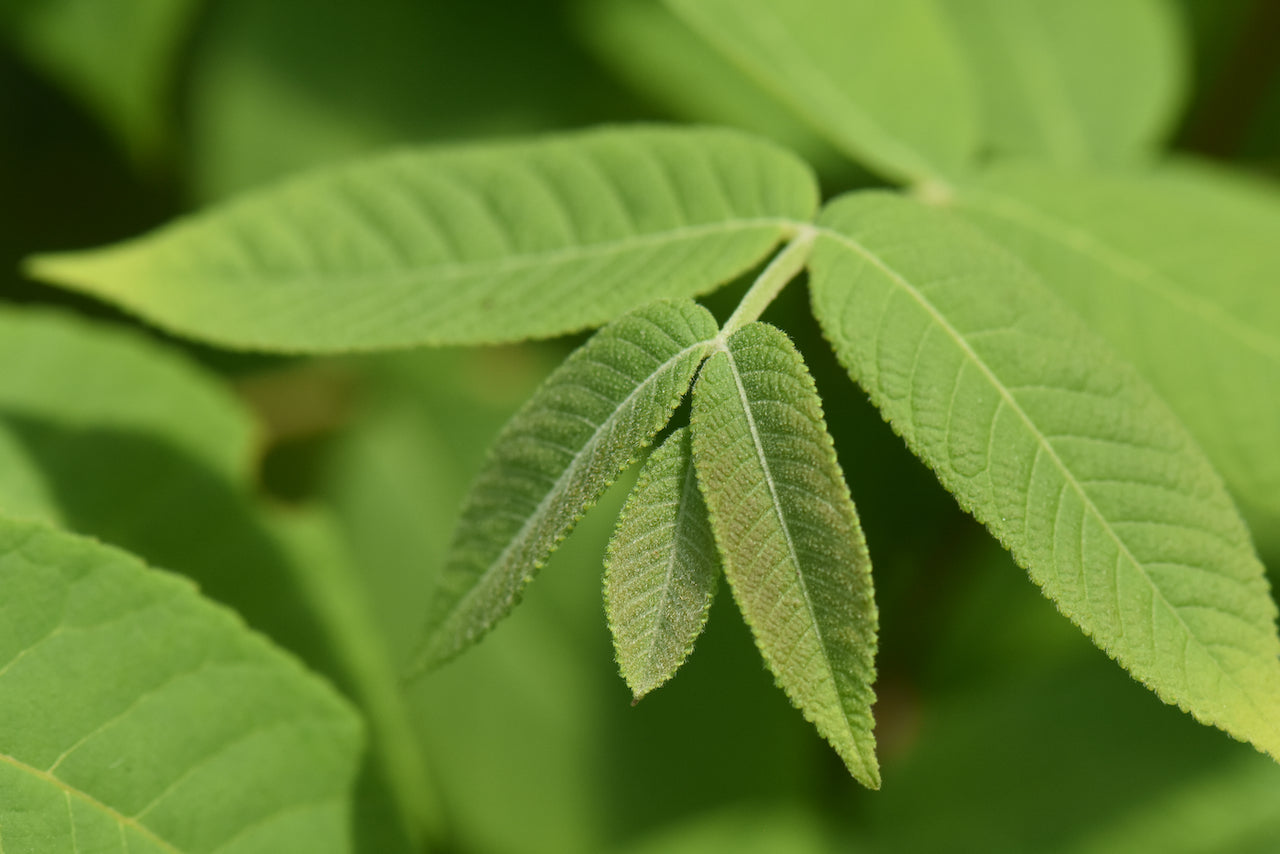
[604,426,720,701]
[576,0,849,177]
[0,307,255,491]
[665,0,978,185]
[808,191,1280,758]
[412,300,719,673]
[691,322,879,787]
[938,0,1184,165]
[0,516,362,853]
[951,161,1280,558]
[0,0,200,161]
[27,126,817,352]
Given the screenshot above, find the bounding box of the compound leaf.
[939,0,1184,165]
[691,322,879,787]
[605,426,720,702]
[0,516,362,853]
[953,161,1280,557]
[412,300,719,673]
[665,0,978,186]
[27,126,816,352]
[808,191,1280,759]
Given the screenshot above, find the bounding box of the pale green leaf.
[665,0,978,185]
[952,161,1280,557]
[938,0,1184,165]
[0,0,200,160]
[412,300,719,672]
[575,0,849,177]
[27,126,816,352]
[604,426,720,701]
[0,307,256,490]
[691,322,879,787]
[0,516,362,853]
[808,191,1280,758]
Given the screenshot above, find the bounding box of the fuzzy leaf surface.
[0,517,362,853]
[953,162,1280,557]
[605,426,720,701]
[27,126,816,352]
[691,322,878,787]
[808,192,1280,758]
[413,300,719,672]
[938,0,1183,165]
[665,0,977,185]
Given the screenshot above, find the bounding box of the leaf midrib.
[101,218,798,289]
[640,449,704,672]
[718,341,867,767]
[956,189,1280,362]
[816,227,1273,727]
[0,749,181,854]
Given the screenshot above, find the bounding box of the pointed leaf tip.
[692,322,879,787]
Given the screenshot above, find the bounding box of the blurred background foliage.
[2,0,1279,851]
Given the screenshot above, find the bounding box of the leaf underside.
[0,517,361,853]
[692,322,879,788]
[412,300,720,673]
[954,162,1280,555]
[27,126,817,352]
[808,191,1280,759]
[605,426,721,701]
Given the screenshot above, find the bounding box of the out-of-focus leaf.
[605,426,720,701]
[29,127,816,352]
[0,306,256,487]
[615,804,835,854]
[0,0,200,161]
[938,0,1184,165]
[809,191,1280,759]
[0,516,362,853]
[953,161,1280,558]
[575,0,850,178]
[665,0,978,184]
[184,0,642,201]
[692,322,879,787]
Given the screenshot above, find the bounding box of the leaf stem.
[721,226,817,338]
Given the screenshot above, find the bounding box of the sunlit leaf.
[412,300,719,672]
[808,191,1280,758]
[27,127,816,352]
[605,426,720,701]
[0,516,362,853]
[665,0,978,185]
[939,0,1184,165]
[952,161,1280,558]
[692,322,879,787]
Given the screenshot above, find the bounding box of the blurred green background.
[2,1,1279,852]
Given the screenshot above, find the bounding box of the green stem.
[721,226,818,338]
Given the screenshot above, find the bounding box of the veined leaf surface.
[664,0,978,185]
[27,127,816,352]
[0,517,362,853]
[808,192,1280,757]
[605,426,720,701]
[938,0,1183,165]
[952,162,1280,557]
[413,300,719,672]
[691,322,879,787]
